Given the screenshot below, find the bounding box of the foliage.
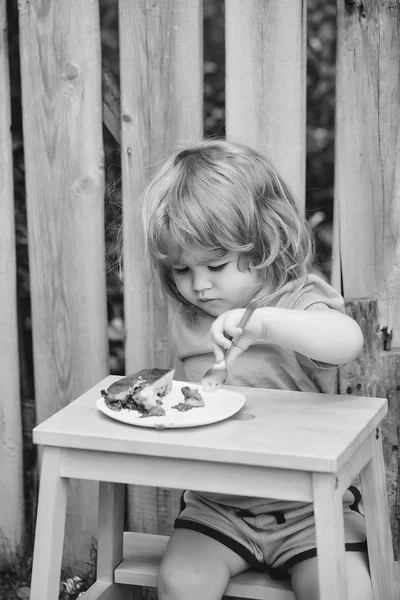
[0,544,96,600]
[306,0,336,274]
[0,548,32,600]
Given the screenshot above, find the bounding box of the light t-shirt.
[172,274,344,395]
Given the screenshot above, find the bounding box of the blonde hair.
[141,140,313,309]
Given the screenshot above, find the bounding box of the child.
[140,140,372,600]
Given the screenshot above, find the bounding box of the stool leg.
[360,430,397,600]
[96,482,131,599]
[30,446,68,600]
[313,472,348,600]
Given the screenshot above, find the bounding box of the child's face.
[170,244,261,317]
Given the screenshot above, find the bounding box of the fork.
[201,300,258,392]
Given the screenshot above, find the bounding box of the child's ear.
[237,253,250,271]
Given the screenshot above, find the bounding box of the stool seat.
[116,532,295,599]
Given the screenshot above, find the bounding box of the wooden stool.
[30,377,398,600]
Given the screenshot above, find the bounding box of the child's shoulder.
[276,273,345,313]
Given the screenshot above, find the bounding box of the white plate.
[96,380,246,429]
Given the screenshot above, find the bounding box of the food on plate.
[173,386,205,412]
[100,368,174,416]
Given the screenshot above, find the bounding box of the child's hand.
[210,308,265,364]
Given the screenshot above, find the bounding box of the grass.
[0,549,32,600]
[0,544,96,600]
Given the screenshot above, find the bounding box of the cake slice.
[172,385,205,412]
[101,368,174,416]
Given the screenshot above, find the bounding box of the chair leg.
[313,472,348,600]
[30,446,68,600]
[95,482,129,598]
[360,430,397,600]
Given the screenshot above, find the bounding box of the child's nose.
[192,271,212,292]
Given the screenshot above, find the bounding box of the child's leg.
[289,551,372,600]
[158,528,251,600]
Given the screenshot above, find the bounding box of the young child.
[140,140,372,600]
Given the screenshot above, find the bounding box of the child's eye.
[208,263,228,272]
[172,266,189,275]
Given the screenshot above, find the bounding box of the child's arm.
[210,306,364,366]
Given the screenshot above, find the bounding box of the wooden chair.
[30,378,398,600]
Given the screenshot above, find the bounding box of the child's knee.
[157,552,230,600]
[157,558,208,600]
[289,552,372,600]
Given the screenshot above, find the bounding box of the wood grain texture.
[339,298,400,557]
[0,0,24,563]
[120,0,202,372]
[59,449,313,502]
[119,0,202,546]
[312,473,347,599]
[334,0,400,345]
[18,0,108,570]
[29,447,68,600]
[97,482,125,581]
[361,434,397,599]
[225,0,307,206]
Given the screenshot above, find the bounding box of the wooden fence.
[1,0,399,581]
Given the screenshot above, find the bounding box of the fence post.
[225,0,307,207]
[0,0,24,564]
[18,0,108,571]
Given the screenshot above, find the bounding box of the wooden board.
[119,0,203,372]
[0,0,24,563]
[339,298,400,557]
[334,0,400,346]
[225,0,307,206]
[18,0,108,570]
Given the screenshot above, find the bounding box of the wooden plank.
[360,434,397,599]
[97,482,125,582]
[59,449,313,503]
[119,0,203,371]
[312,473,347,599]
[0,0,24,564]
[119,0,202,538]
[29,448,69,600]
[18,0,108,570]
[339,298,400,557]
[225,0,307,206]
[334,0,400,346]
